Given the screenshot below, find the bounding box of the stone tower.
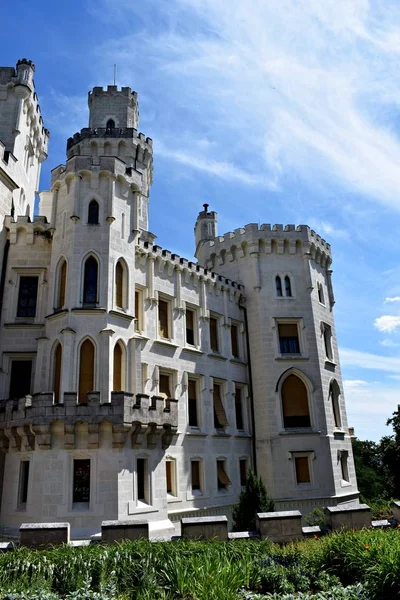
[195,217,359,509]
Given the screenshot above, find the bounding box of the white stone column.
[71,174,81,221]
[60,328,76,396]
[99,329,114,403]
[33,336,49,393]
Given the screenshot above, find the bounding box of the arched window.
[285,276,292,297]
[281,374,311,428]
[276,276,283,297]
[79,339,95,404]
[329,381,341,429]
[83,256,98,305]
[88,200,99,224]
[113,342,124,392]
[115,260,124,308]
[53,343,62,403]
[318,282,325,305]
[56,259,67,309]
[106,119,115,130]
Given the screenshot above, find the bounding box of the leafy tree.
[232,470,274,531]
[351,438,391,502]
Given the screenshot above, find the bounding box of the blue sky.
[3,0,400,441]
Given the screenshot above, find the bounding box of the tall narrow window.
[282,374,311,428]
[159,373,172,398]
[235,386,244,430]
[166,459,177,497]
[217,460,231,490]
[295,456,311,484]
[209,316,219,352]
[9,360,32,399]
[57,260,67,309]
[115,261,123,308]
[135,289,142,332]
[278,323,300,354]
[186,309,195,345]
[73,459,90,504]
[83,256,98,305]
[213,382,228,429]
[284,276,292,297]
[191,460,202,492]
[340,451,349,482]
[79,339,95,404]
[18,461,30,508]
[329,382,342,429]
[276,275,283,297]
[53,343,62,403]
[158,299,169,339]
[113,343,123,391]
[231,324,239,358]
[121,212,125,239]
[318,282,325,305]
[239,459,248,486]
[323,324,333,360]
[88,200,99,224]
[17,276,38,317]
[188,379,198,427]
[137,458,149,503]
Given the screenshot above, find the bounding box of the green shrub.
[233,470,275,531]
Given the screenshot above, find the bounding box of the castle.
[0,59,358,538]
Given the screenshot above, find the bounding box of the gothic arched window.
[106,119,115,130]
[113,342,125,392]
[285,276,292,297]
[88,200,99,224]
[115,260,125,308]
[56,259,67,309]
[79,339,95,404]
[329,381,341,429]
[281,374,311,429]
[276,275,283,297]
[83,256,98,305]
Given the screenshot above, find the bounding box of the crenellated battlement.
[0,392,178,451]
[89,85,138,100]
[4,215,52,245]
[136,238,244,292]
[201,222,332,268]
[66,127,152,151]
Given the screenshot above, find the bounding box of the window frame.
[165,457,178,499]
[322,322,334,362]
[239,458,248,487]
[72,458,91,508]
[280,372,312,430]
[216,458,232,492]
[317,282,325,305]
[187,376,200,428]
[115,259,128,311]
[339,450,350,484]
[136,456,151,506]
[82,255,99,306]
[134,286,145,334]
[6,353,35,400]
[11,268,46,323]
[212,379,229,431]
[157,294,173,341]
[185,305,198,347]
[158,369,174,399]
[230,321,241,359]
[87,199,100,225]
[17,460,30,509]
[54,258,67,311]
[290,451,314,487]
[274,318,305,358]
[190,458,204,495]
[209,313,220,354]
[234,384,246,431]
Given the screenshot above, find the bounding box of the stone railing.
[0,391,178,451]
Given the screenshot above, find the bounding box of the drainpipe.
[239,295,257,475]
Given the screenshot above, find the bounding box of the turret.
[13,58,35,98]
[194,204,218,259]
[88,85,139,129]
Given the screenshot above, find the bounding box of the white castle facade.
[0,59,359,538]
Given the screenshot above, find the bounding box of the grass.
[0,529,399,598]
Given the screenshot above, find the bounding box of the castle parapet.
[67,127,152,151]
[0,392,178,451]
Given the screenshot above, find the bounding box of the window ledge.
[108,309,134,321]
[134,333,150,341]
[208,353,228,361]
[279,428,321,436]
[71,307,107,314]
[341,480,352,487]
[212,431,231,438]
[234,432,252,439]
[182,346,204,355]
[186,491,210,501]
[4,322,44,329]
[333,428,346,438]
[230,358,247,366]
[154,339,179,349]
[276,355,309,361]
[167,495,182,504]
[324,359,336,368]
[276,296,295,300]
[127,501,158,515]
[185,430,208,437]
[45,309,68,320]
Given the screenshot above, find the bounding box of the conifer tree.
[232,470,274,531]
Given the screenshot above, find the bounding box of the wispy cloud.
[385,296,400,303]
[374,315,400,333]
[340,347,400,372]
[96,0,400,207]
[380,338,400,348]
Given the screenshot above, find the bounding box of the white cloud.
[96,0,400,207]
[384,296,400,303]
[340,347,400,372]
[380,338,400,348]
[374,315,400,333]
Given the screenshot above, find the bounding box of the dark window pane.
[276,276,283,297]
[19,461,30,505]
[283,415,311,428]
[83,257,98,304]
[88,200,99,224]
[235,387,244,430]
[279,337,300,354]
[186,310,195,345]
[285,276,292,297]
[137,458,145,500]
[73,459,90,503]
[17,276,38,317]
[9,361,32,398]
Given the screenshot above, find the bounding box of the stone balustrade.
[0,391,178,451]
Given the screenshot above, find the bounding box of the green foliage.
[303,508,326,527]
[239,583,369,599]
[233,470,275,531]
